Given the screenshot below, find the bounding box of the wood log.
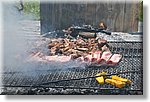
[78,32,96,38]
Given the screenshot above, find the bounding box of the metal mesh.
[1,42,143,94]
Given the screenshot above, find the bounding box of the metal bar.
[38,70,142,85]
[1,72,22,74]
[0,85,143,93]
[108,41,142,43]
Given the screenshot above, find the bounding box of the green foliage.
[138,1,143,21]
[23,0,40,20]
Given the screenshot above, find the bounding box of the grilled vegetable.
[105,79,126,88]
[96,76,105,84]
[95,72,107,84]
[112,75,131,84]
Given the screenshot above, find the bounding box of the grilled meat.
[31,37,123,66]
[100,51,112,62]
[107,54,122,65]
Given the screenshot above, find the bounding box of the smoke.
[2,1,85,74]
[2,2,29,72]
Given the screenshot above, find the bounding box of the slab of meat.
[91,51,102,62]
[84,55,93,62]
[100,51,112,62]
[43,55,71,62]
[28,50,122,66]
[28,52,71,63]
[84,51,101,62]
[107,54,122,65]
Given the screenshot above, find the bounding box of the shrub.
[23,0,40,20]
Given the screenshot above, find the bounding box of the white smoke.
[1,2,42,73]
[1,1,85,74]
[2,2,30,72]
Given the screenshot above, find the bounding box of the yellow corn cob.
[96,76,105,84]
[105,79,126,88]
[115,80,126,88]
[95,72,107,84]
[112,75,132,84]
[96,72,107,77]
[105,79,116,86]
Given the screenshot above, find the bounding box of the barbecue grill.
[1,41,143,95]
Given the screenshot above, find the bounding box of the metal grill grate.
[1,42,143,94]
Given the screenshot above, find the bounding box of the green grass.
[23,0,40,20]
[138,1,143,21]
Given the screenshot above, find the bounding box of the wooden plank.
[40,2,140,34]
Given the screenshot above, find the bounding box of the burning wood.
[99,21,107,30]
[63,24,111,38]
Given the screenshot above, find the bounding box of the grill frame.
[1,41,143,95]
